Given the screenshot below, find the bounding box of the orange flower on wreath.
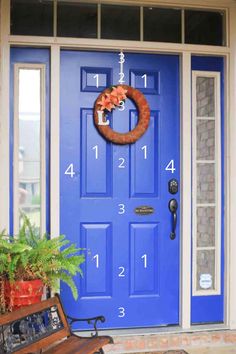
[111,86,127,102]
[98,86,127,112]
[97,95,115,112]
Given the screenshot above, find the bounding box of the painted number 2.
[118,158,125,168]
[118,266,125,277]
[165,159,176,174]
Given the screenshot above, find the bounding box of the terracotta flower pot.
[5,279,44,311]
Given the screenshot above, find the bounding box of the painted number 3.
[118,204,125,214]
[118,307,125,318]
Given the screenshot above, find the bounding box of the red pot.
[5,279,44,311]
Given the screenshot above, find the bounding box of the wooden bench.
[0,294,113,353]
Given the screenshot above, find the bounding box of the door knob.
[168,199,178,240]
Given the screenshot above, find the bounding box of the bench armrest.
[67,315,106,337]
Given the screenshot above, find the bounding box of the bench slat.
[43,335,112,354]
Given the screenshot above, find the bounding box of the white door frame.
[1,0,236,331]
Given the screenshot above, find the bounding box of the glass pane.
[57,2,97,38]
[197,207,215,247]
[197,120,215,160]
[11,0,53,36]
[185,10,224,46]
[144,7,181,43]
[196,77,215,117]
[196,250,215,291]
[197,163,215,204]
[101,5,140,40]
[18,69,41,229]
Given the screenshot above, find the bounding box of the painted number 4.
[64,163,75,178]
[165,159,176,174]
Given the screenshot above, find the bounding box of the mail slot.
[135,206,154,215]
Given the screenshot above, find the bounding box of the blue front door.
[60,50,180,329]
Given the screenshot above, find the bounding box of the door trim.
[1,0,233,331]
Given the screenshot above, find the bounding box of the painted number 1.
[142,74,147,88]
[93,254,99,268]
[93,74,99,88]
[141,145,147,159]
[92,145,98,159]
[141,254,148,268]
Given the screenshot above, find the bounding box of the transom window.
[11,1,226,46]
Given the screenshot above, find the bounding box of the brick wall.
[104,330,236,353]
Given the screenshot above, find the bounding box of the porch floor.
[188,346,236,353]
[104,347,236,354]
[103,329,236,353]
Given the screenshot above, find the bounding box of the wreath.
[94,85,150,144]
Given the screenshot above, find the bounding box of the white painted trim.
[140,6,143,41]
[13,65,19,235]
[224,52,230,328]
[0,0,10,233]
[40,66,46,235]
[8,36,230,55]
[229,5,236,330]
[192,71,222,297]
[35,0,236,9]
[97,3,101,39]
[50,45,60,240]
[181,52,192,329]
[196,117,217,120]
[53,0,57,37]
[13,64,46,235]
[181,9,185,44]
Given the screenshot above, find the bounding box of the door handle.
[168,199,178,240]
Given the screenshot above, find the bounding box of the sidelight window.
[14,64,46,233]
[192,72,221,295]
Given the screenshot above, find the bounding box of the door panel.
[60,51,180,329]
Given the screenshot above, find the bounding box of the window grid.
[10,1,226,47]
[192,71,221,296]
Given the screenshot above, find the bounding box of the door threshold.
[75,323,229,337]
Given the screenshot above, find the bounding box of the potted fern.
[0,215,85,313]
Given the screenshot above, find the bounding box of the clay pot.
[5,279,44,310]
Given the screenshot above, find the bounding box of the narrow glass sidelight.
[14,65,46,233]
[192,71,221,296]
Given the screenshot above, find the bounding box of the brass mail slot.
[135,206,154,215]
